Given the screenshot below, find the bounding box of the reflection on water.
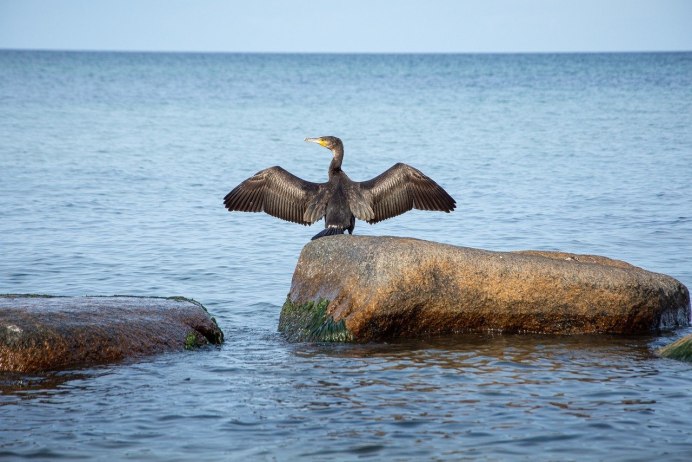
[4,330,691,460]
[290,334,665,421]
[0,372,81,400]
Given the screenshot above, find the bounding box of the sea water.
[1,51,691,460]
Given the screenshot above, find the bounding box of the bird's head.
[305,136,343,154]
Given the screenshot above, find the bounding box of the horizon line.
[2,47,691,55]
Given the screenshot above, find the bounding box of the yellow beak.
[305,137,328,147]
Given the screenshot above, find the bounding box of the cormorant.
[223,136,456,240]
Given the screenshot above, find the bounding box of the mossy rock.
[283,236,690,341]
[658,333,692,362]
[278,298,353,342]
[0,294,224,372]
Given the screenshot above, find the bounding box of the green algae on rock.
[184,331,205,350]
[658,333,692,362]
[278,298,353,342]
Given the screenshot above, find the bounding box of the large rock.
[0,295,224,372]
[279,236,690,342]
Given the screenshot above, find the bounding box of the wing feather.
[223,166,322,225]
[359,163,456,224]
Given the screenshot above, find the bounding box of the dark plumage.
[223,136,456,240]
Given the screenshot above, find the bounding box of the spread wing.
[223,166,323,225]
[359,163,456,224]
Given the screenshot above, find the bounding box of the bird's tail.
[311,227,346,240]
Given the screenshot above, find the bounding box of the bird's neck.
[328,147,344,176]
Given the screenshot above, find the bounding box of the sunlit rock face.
[0,295,224,372]
[280,236,690,342]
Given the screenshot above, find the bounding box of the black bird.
[223,136,456,240]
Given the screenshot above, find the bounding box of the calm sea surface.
[1,51,691,460]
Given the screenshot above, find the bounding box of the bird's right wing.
[223,166,322,225]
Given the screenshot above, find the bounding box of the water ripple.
[1,51,692,460]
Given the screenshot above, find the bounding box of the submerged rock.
[658,333,692,362]
[279,236,690,342]
[0,295,224,372]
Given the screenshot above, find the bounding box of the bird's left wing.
[359,163,456,224]
[223,166,322,225]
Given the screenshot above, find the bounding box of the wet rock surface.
[0,295,224,372]
[658,333,692,362]
[280,236,690,342]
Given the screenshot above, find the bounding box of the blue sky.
[1,0,690,53]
